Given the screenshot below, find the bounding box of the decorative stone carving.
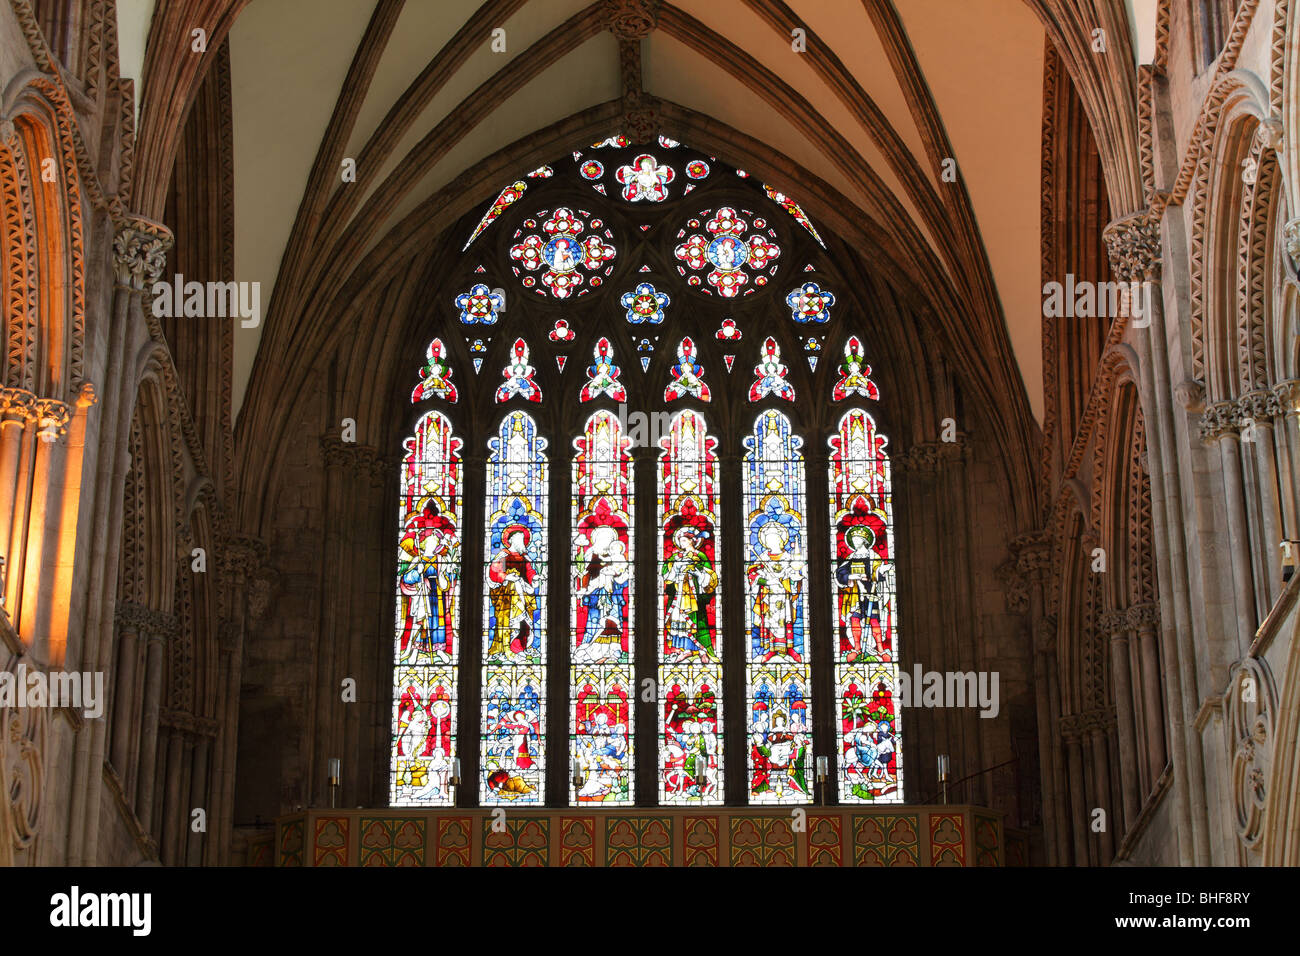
[1199,400,1240,443]
[1227,657,1277,850]
[1103,211,1162,282]
[1239,389,1282,424]
[1175,379,1206,413]
[1125,602,1160,630]
[602,0,660,40]
[0,387,36,428]
[1284,218,1300,275]
[1096,608,1128,636]
[33,398,70,441]
[1274,380,1300,415]
[1,654,47,856]
[112,217,173,290]
[1254,117,1284,154]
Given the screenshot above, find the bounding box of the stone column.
[1201,402,1260,652]
[1084,712,1115,862]
[1106,209,1205,864]
[0,388,35,614]
[110,606,142,777]
[1063,722,1088,865]
[23,398,72,656]
[135,620,169,831]
[186,734,211,866]
[1273,381,1300,539]
[1129,602,1166,786]
[1241,390,1285,603]
[1099,609,1140,831]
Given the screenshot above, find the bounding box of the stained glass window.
[571,410,635,803]
[657,410,724,804]
[829,408,902,802]
[391,411,463,806]
[481,411,548,804]
[744,410,813,803]
[395,141,903,810]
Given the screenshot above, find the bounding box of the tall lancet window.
[743,410,812,803]
[657,409,724,805]
[481,411,549,804]
[570,410,635,804]
[391,411,463,806]
[829,408,901,802]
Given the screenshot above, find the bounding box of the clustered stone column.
[106,601,176,855]
[315,436,389,808]
[1097,608,1139,831]
[1104,208,1207,865]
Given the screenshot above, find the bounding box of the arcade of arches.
[1,0,1299,867]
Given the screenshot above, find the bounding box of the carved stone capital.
[1240,389,1282,424]
[33,398,70,440]
[1199,400,1240,443]
[602,0,660,39]
[1097,609,1128,636]
[1274,380,1300,415]
[1126,602,1160,631]
[1103,211,1162,282]
[0,387,37,427]
[112,217,173,290]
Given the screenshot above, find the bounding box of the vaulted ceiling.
[119,0,1154,434]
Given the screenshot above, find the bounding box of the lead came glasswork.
[743,410,813,803]
[657,410,724,804]
[391,411,463,806]
[829,408,902,802]
[481,411,549,804]
[570,410,635,803]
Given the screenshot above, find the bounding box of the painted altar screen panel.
[743,410,813,803]
[391,411,463,806]
[481,411,549,805]
[657,410,724,805]
[570,410,635,804]
[829,408,902,802]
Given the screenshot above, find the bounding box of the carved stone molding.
[1103,211,1162,282]
[1227,657,1277,850]
[112,217,173,290]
